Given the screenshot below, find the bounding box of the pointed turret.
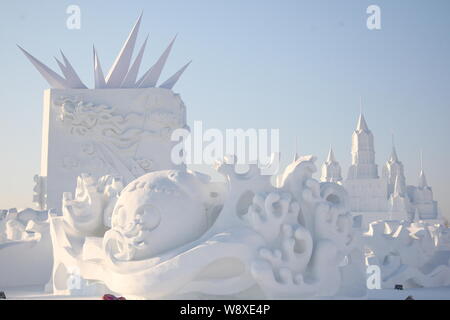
[389,146,399,163]
[321,145,342,183]
[410,151,438,220]
[347,110,378,180]
[356,113,369,132]
[418,169,428,188]
[393,173,404,197]
[326,146,336,163]
[382,141,406,198]
[418,150,428,188]
[293,137,299,161]
[388,171,410,217]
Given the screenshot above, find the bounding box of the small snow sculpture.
[364,220,450,288]
[0,208,53,288]
[0,208,50,242]
[62,174,124,237]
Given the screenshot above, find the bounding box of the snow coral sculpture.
[49,155,366,299]
[364,220,450,288]
[249,156,365,298]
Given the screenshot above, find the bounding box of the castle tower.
[382,142,406,198]
[407,155,439,220]
[418,168,428,189]
[388,172,410,219]
[347,113,379,179]
[344,111,388,213]
[320,146,342,183]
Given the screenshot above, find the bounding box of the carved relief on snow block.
[40,88,187,212]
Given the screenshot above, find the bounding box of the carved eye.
[137,205,161,231]
[112,205,127,228]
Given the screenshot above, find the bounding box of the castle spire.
[389,134,399,163]
[321,145,342,183]
[293,137,299,161]
[389,146,399,163]
[382,138,406,198]
[418,150,428,188]
[418,170,428,188]
[326,145,336,163]
[347,108,378,180]
[356,112,369,132]
[356,96,369,132]
[393,172,404,196]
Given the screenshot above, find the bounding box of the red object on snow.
[102,294,126,300]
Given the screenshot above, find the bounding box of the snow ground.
[2,285,450,300]
[367,286,450,300]
[2,286,98,300]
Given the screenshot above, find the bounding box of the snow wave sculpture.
[49,156,366,299]
[364,220,450,288]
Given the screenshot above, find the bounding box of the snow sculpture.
[62,174,124,237]
[48,155,366,299]
[104,170,218,260]
[0,208,49,242]
[19,14,191,213]
[344,112,388,213]
[364,220,450,288]
[0,208,53,288]
[33,174,46,210]
[407,166,439,220]
[320,146,343,183]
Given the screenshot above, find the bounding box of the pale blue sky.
[0,0,449,220]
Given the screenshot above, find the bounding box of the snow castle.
[320,112,441,228]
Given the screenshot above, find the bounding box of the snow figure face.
[108,170,211,261]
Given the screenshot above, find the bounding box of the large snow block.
[36,88,187,212]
